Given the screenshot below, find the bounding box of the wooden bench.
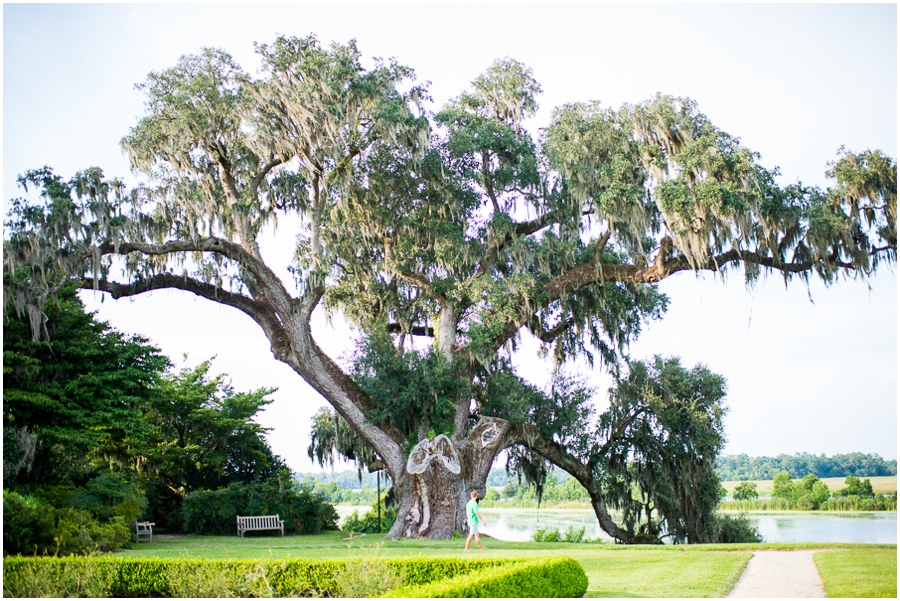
[236,514,284,537]
[135,521,155,543]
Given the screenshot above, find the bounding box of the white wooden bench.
[135,521,155,543]
[236,514,284,537]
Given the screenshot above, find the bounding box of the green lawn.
[814,548,898,598]
[113,531,895,597]
[576,549,750,598]
[116,532,749,597]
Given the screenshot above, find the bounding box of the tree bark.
[384,417,510,539]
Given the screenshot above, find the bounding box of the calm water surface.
[479,509,897,544]
[336,506,896,544]
[480,509,613,542]
[744,511,897,544]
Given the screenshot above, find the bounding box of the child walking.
[464,490,486,551]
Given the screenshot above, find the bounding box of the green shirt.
[466,499,480,526]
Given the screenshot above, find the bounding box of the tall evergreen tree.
[3,286,168,486]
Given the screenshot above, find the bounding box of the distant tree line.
[295,469,392,491]
[716,453,897,481]
[485,465,571,488]
[295,475,385,506]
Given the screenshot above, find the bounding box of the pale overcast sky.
[4,4,897,471]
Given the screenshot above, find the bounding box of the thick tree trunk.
[384,418,509,539]
[388,462,466,539]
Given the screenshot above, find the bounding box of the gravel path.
[727,550,826,598]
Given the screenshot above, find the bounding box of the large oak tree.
[4,35,895,541]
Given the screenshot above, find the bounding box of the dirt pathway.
[727,550,826,598]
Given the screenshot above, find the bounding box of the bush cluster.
[705,513,762,544]
[3,555,584,598]
[386,557,589,598]
[3,490,131,556]
[341,496,397,533]
[531,525,588,543]
[182,480,338,535]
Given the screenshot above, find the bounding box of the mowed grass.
[116,532,748,597]
[814,548,897,598]
[576,549,750,598]
[721,476,897,496]
[113,532,893,597]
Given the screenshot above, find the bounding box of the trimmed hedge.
[3,555,586,598]
[385,556,589,598]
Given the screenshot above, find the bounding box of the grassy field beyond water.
[721,476,897,497]
[112,531,896,597]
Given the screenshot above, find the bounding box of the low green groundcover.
[3,555,588,598]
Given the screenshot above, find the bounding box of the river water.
[335,506,897,544]
[746,511,897,544]
[478,509,898,544]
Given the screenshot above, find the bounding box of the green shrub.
[3,490,57,555]
[532,525,587,543]
[563,525,586,543]
[108,559,172,596]
[387,557,508,586]
[131,559,278,598]
[796,493,816,511]
[183,479,338,535]
[334,557,406,597]
[54,510,131,555]
[25,484,80,508]
[3,489,132,557]
[532,528,561,542]
[859,497,877,511]
[840,476,876,498]
[707,512,762,543]
[386,556,589,598]
[2,556,117,597]
[341,497,397,533]
[70,473,146,524]
[3,556,529,598]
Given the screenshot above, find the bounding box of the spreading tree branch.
[484,242,889,357]
[81,274,292,356]
[97,237,296,316]
[249,157,285,192]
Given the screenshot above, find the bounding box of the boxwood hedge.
[3,555,587,597]
[385,556,589,598]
